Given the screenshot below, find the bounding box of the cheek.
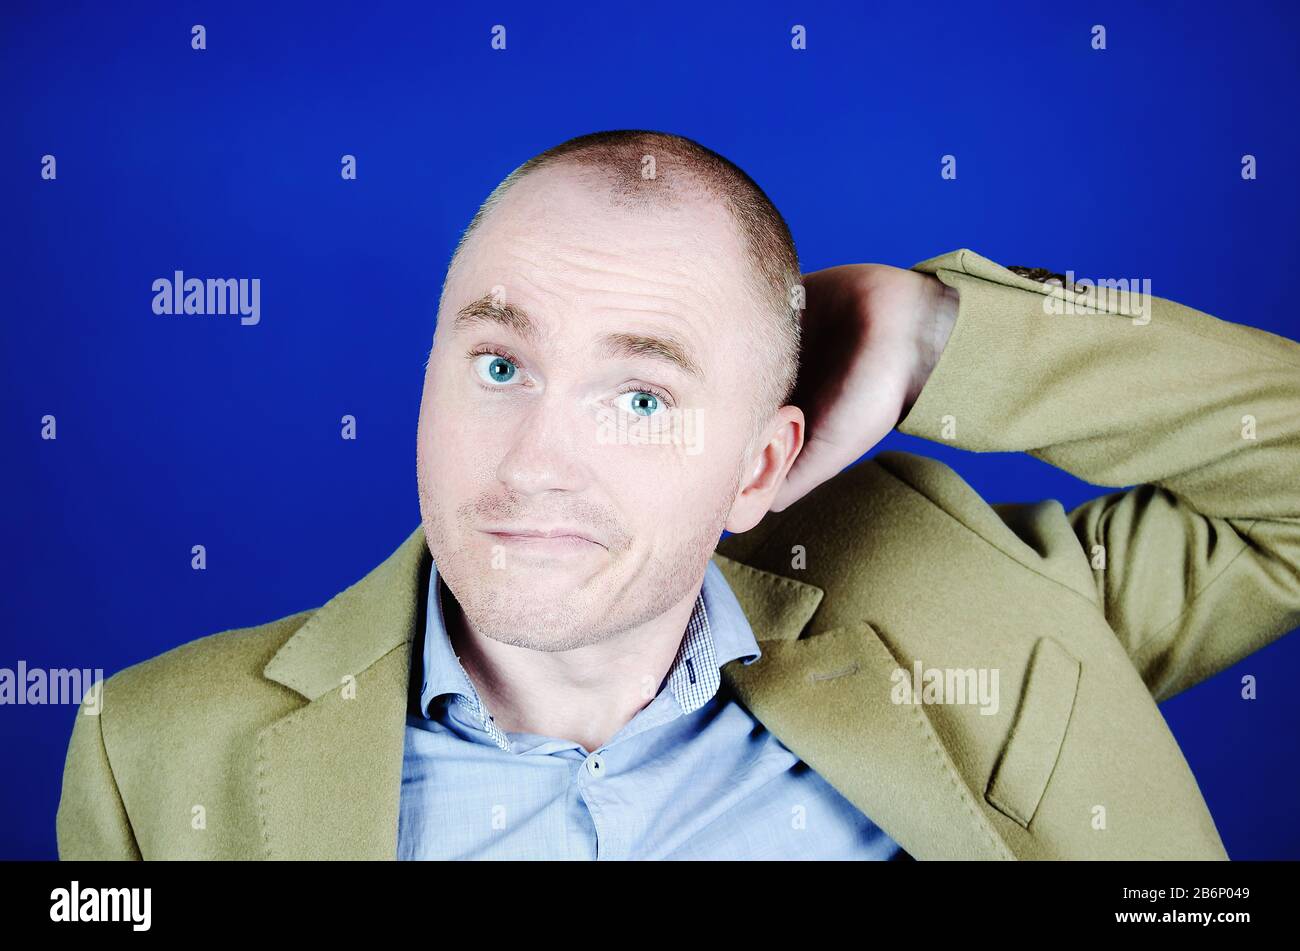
[423,412,504,501]
[418,379,502,505]
[427,360,522,448]
[595,442,722,539]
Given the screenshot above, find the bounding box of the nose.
[495,390,593,497]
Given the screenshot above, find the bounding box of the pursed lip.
[482,525,607,549]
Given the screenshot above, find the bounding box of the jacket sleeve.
[896,248,1300,703]
[55,685,143,860]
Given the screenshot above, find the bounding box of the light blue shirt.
[397,556,908,860]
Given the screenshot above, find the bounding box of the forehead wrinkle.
[564,260,725,318]
[484,194,748,324]
[504,247,720,338]
[536,255,732,347]
[554,235,739,301]
[461,216,747,380]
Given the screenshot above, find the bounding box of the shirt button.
[585,752,606,777]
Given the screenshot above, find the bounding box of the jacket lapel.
[255,526,1015,860]
[257,526,430,859]
[713,554,1015,860]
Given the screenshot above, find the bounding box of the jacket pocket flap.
[985,636,1081,829]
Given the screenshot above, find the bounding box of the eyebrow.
[450,294,705,381]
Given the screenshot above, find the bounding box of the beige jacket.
[57,249,1300,859]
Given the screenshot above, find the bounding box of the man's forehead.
[439,166,762,369]
[463,166,752,301]
[447,290,709,382]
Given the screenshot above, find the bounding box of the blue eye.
[474,352,519,385]
[615,390,664,418]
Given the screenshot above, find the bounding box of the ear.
[725,405,804,535]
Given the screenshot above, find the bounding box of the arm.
[896,248,1300,702]
[55,688,143,860]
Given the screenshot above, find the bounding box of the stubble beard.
[416,457,743,655]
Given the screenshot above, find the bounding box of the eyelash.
[466,344,676,409]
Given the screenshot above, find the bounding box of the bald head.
[440,130,803,426]
[418,130,810,656]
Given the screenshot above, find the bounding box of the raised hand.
[771,263,959,512]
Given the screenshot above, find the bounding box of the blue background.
[3,1,1297,859]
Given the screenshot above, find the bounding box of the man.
[57,130,1300,860]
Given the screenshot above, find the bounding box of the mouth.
[480,525,608,556]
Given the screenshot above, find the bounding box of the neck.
[441,577,704,753]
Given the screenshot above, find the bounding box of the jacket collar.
[257,526,1013,860]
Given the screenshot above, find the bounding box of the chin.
[461,563,579,601]
[464,597,600,651]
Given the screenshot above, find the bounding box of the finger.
[770,431,843,512]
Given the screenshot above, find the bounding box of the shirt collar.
[416,557,762,724]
